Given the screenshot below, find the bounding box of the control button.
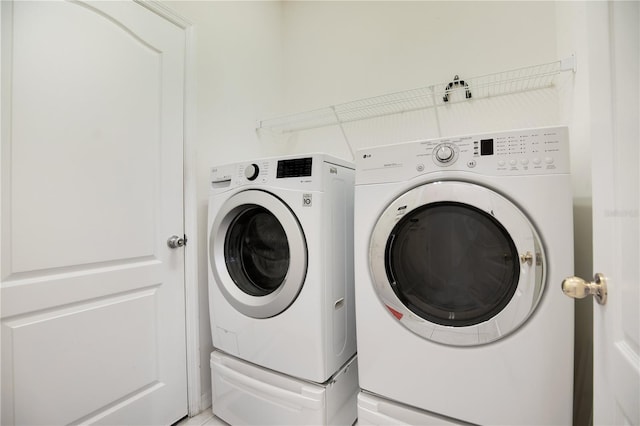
[244,163,260,181]
[520,158,529,165]
[532,157,542,165]
[509,159,518,166]
[467,160,477,168]
[544,157,554,164]
[498,160,506,167]
[436,145,454,162]
[416,164,425,172]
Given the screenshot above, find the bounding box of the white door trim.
[133,1,201,417]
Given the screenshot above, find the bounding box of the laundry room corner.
[163,1,601,422]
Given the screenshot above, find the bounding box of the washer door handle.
[167,235,187,249]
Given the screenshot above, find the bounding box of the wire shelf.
[256,56,576,134]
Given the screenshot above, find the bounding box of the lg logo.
[362,154,371,159]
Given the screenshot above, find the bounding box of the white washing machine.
[354,126,574,425]
[208,153,356,384]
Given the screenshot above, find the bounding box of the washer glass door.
[224,205,289,297]
[369,181,545,346]
[210,190,307,318]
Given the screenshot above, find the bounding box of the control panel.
[355,126,570,184]
[210,156,323,191]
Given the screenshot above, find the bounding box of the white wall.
[167,1,592,417]
[281,2,557,110]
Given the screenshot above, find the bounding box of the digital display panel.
[276,157,313,178]
[481,139,494,156]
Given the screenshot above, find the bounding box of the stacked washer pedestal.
[207,154,358,425]
[354,126,575,425]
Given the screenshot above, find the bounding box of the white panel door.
[587,1,640,424]
[0,1,188,424]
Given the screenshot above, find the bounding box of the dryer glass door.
[369,181,545,346]
[386,201,520,327]
[210,190,307,319]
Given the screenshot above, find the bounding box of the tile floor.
[177,409,227,426]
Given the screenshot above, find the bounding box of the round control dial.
[244,164,259,181]
[433,143,457,165]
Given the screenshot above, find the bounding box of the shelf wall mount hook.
[443,75,472,102]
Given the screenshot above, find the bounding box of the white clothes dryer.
[354,126,574,425]
[208,153,356,384]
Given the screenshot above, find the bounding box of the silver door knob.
[562,273,608,305]
[167,235,186,249]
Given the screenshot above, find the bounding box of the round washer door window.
[369,181,545,346]
[210,190,307,318]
